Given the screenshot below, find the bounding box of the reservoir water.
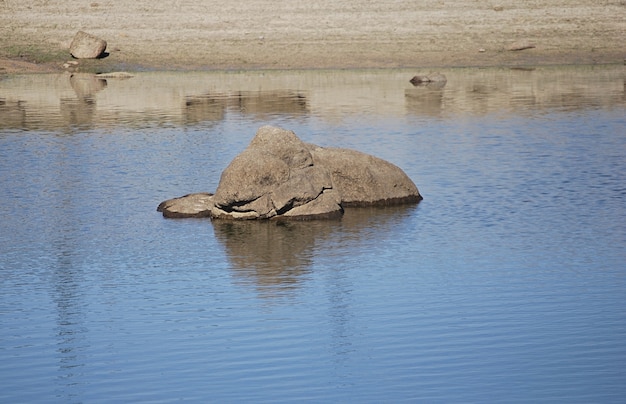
[1,66,625,402]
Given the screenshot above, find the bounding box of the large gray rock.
[158,125,422,220]
[70,31,107,59]
[310,146,422,206]
[211,126,342,220]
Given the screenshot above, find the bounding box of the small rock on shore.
[70,31,107,59]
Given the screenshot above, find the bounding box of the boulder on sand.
[158,125,422,220]
[70,31,107,59]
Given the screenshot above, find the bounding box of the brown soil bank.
[1,0,624,73]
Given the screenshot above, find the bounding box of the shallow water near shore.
[1,65,625,402]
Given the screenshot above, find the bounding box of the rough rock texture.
[309,146,422,207]
[69,31,107,59]
[211,126,344,220]
[158,125,421,220]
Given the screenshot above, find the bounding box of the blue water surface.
[1,66,625,402]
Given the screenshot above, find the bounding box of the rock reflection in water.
[60,73,107,129]
[404,66,625,116]
[212,220,322,297]
[212,204,417,298]
[0,98,27,128]
[184,91,308,124]
[1,66,623,131]
[404,86,445,117]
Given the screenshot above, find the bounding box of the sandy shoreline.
[1,0,625,74]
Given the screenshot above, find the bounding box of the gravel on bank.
[1,0,624,73]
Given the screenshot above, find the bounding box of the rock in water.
[157,193,214,218]
[211,126,343,220]
[158,125,422,220]
[410,73,447,87]
[310,146,422,207]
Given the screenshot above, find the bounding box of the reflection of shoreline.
[405,66,626,117]
[184,90,308,125]
[212,205,418,299]
[0,66,624,130]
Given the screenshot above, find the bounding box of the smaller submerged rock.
[409,72,447,87]
[96,72,134,79]
[157,193,214,218]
